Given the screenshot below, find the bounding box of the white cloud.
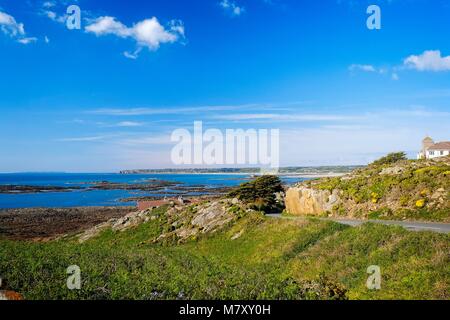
[85,16,130,37]
[42,1,56,8]
[58,136,106,142]
[38,1,67,24]
[43,1,56,9]
[17,37,37,44]
[0,10,37,44]
[44,10,67,24]
[349,50,450,79]
[87,105,242,116]
[117,135,172,146]
[85,16,185,58]
[123,49,141,59]
[116,121,144,127]
[0,11,25,37]
[212,113,363,122]
[45,11,56,19]
[219,0,245,16]
[44,36,50,43]
[404,50,450,72]
[348,64,377,73]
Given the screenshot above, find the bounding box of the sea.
[0,173,308,209]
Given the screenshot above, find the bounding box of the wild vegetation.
[1,167,449,300]
[305,154,450,221]
[0,203,448,300]
[370,152,407,166]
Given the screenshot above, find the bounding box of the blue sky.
[0,0,449,172]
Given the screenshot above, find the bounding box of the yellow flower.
[415,199,426,208]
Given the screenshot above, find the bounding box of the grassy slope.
[0,207,448,300]
[312,158,450,221]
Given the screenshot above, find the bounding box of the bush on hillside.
[371,152,407,166]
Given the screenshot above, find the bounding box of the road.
[266,214,450,234]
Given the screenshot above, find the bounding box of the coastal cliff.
[285,153,450,222]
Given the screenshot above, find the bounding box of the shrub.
[399,195,409,207]
[227,175,284,213]
[317,177,341,192]
[368,208,392,219]
[371,152,407,166]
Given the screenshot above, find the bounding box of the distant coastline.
[117,172,348,178]
[119,165,362,176]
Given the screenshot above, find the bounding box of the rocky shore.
[0,207,134,241]
[0,180,232,200]
[0,185,82,194]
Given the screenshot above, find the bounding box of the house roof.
[428,141,450,150]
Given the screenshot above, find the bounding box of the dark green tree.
[227,175,284,213]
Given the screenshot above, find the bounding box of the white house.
[417,137,450,159]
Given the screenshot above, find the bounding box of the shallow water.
[0,173,306,209]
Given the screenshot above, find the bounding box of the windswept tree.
[227,175,284,213]
[371,152,407,166]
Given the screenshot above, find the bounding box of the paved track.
[266,214,450,234]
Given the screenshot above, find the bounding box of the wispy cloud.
[115,121,144,127]
[54,105,449,168]
[348,64,377,73]
[17,37,38,44]
[0,10,36,44]
[387,105,450,118]
[123,48,142,60]
[219,0,245,17]
[117,135,172,146]
[58,136,107,142]
[87,105,246,116]
[38,1,68,24]
[212,113,365,122]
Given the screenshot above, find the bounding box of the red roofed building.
[137,200,169,211]
[417,137,450,159]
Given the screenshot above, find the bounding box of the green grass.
[0,207,448,300]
